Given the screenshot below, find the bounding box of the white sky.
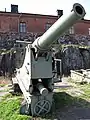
[0,0,90,19]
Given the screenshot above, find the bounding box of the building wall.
[0,12,57,33]
[74,21,90,35]
[0,12,90,35]
[0,14,18,32]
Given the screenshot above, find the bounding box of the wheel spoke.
[38,107,43,115]
[36,104,43,109]
[41,106,48,112]
[34,100,51,115]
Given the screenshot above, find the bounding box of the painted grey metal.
[54,59,62,82]
[31,93,53,116]
[37,83,48,96]
[32,3,86,51]
[34,100,51,116]
[31,55,52,79]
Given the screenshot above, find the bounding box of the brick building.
[0,11,57,33]
[0,5,90,35]
[73,20,90,35]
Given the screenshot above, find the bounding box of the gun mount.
[11,3,86,116]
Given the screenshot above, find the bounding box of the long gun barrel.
[32,3,86,51]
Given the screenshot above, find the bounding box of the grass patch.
[1,93,14,100]
[0,94,31,120]
[67,77,90,98]
[54,78,90,109]
[53,91,90,110]
[0,84,6,87]
[77,84,90,102]
[0,90,8,92]
[53,92,74,108]
[0,94,54,120]
[0,78,90,120]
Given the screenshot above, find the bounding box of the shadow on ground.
[41,92,90,120]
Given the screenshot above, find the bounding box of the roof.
[0,11,89,22]
[0,11,58,19]
[78,19,90,24]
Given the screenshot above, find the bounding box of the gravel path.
[0,85,9,101]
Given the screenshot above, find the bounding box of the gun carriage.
[11,3,86,116]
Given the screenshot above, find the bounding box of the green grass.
[0,94,31,120]
[53,92,74,108]
[0,79,90,120]
[0,94,53,120]
[0,92,77,120]
[55,77,90,108]
[0,92,90,120]
[0,84,6,87]
[77,83,90,102]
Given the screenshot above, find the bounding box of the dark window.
[69,26,74,34]
[19,22,26,33]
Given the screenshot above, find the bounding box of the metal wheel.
[20,101,31,115]
[34,100,51,116]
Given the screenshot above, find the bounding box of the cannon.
[11,3,86,116]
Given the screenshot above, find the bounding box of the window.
[19,22,26,33]
[45,23,52,31]
[69,26,74,34]
[88,28,90,35]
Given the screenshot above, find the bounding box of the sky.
[0,0,90,20]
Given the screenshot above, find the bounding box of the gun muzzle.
[32,3,86,51]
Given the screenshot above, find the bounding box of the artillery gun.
[11,3,86,116]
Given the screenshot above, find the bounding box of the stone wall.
[0,32,90,47]
[0,32,90,76]
[58,34,90,46]
[56,46,90,75]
